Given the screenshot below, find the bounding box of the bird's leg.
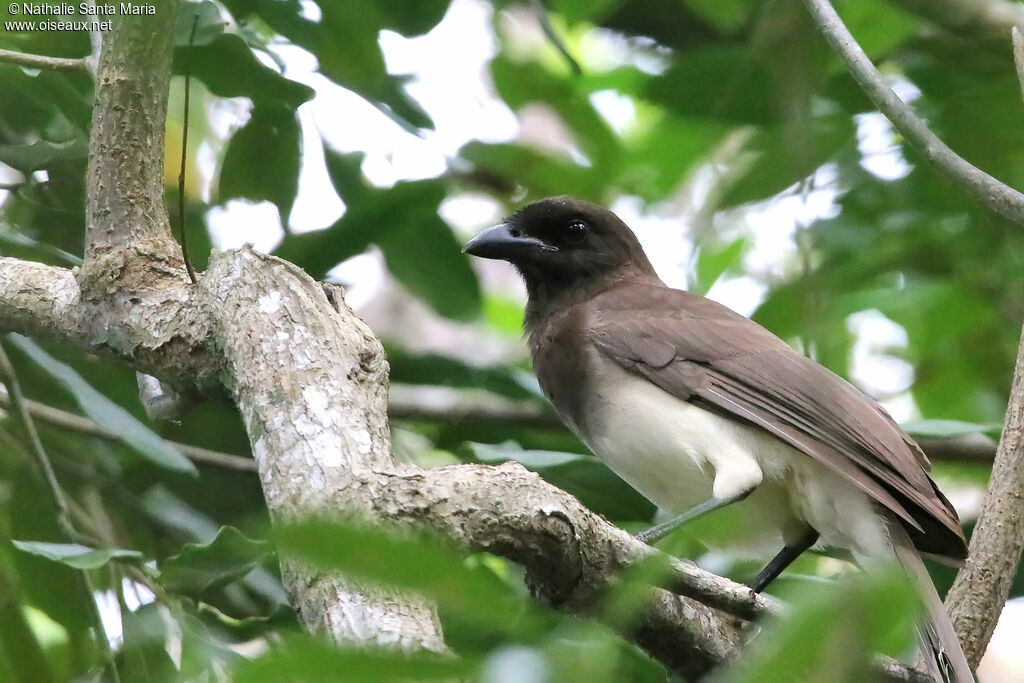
[635,489,753,545]
[749,527,820,593]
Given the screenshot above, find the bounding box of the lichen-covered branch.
[80,0,186,299]
[0,258,84,345]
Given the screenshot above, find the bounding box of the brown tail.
[888,520,974,683]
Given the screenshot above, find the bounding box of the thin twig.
[0,48,88,71]
[0,389,257,472]
[1012,27,1024,105]
[178,14,199,284]
[662,554,781,620]
[801,0,1024,227]
[530,0,582,75]
[0,342,120,683]
[0,345,77,538]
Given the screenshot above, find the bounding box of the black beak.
[462,223,556,260]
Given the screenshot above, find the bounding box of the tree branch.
[0,258,84,346]
[945,320,1024,666]
[389,384,997,462]
[803,0,1024,666]
[0,48,88,71]
[0,388,256,472]
[801,0,1024,227]
[888,0,1024,39]
[0,342,119,681]
[80,0,188,299]
[388,384,556,428]
[1013,26,1024,102]
[0,243,928,680]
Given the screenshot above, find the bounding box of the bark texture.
[202,251,446,651]
[946,322,1024,667]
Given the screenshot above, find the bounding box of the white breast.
[575,359,890,559]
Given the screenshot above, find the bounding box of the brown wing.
[588,283,966,560]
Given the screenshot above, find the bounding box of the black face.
[462,196,651,287]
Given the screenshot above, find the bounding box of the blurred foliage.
[0,0,1022,680]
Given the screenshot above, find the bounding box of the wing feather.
[588,284,966,559]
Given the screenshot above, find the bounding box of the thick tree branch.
[199,248,447,651]
[0,48,88,71]
[945,321,1024,667]
[0,258,84,345]
[802,0,1024,227]
[375,461,745,676]
[69,4,449,654]
[80,1,187,300]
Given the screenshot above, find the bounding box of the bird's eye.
[565,220,588,244]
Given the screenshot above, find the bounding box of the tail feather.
[888,520,974,683]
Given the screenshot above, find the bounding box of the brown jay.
[463,196,972,682]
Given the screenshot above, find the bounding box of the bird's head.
[462,197,656,303]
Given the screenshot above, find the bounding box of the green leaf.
[0,139,87,173]
[723,115,855,206]
[0,574,55,683]
[275,159,480,319]
[160,526,271,595]
[458,141,606,201]
[7,335,198,475]
[175,34,314,109]
[221,0,435,130]
[234,638,474,683]
[714,564,919,683]
[901,419,999,439]
[482,294,526,336]
[467,442,655,522]
[490,56,620,166]
[12,541,144,570]
[275,518,554,640]
[835,0,915,61]
[469,441,583,468]
[680,0,752,33]
[117,603,177,683]
[219,107,301,222]
[174,1,227,47]
[644,44,779,125]
[551,0,623,24]
[694,237,746,295]
[379,213,481,321]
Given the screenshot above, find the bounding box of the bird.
[462,196,972,682]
